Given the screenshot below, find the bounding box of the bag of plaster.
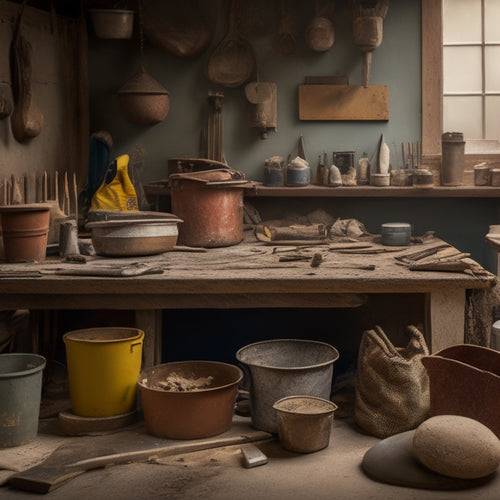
[91,154,138,212]
[354,325,430,438]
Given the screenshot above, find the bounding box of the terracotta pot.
[421,344,500,438]
[0,204,50,262]
[138,360,243,439]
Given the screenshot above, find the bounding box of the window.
[442,0,500,153]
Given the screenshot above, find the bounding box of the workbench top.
[0,236,495,305]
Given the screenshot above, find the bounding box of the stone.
[413,415,500,479]
[361,430,494,490]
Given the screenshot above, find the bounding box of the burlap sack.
[354,325,430,438]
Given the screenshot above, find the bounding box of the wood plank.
[298,84,389,121]
[421,0,443,157]
[8,420,271,494]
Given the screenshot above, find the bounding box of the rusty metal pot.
[117,68,169,125]
[169,170,249,248]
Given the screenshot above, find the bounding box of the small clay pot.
[0,203,51,262]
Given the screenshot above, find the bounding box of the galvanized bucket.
[236,339,339,433]
[0,353,46,448]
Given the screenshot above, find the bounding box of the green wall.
[87,0,499,270]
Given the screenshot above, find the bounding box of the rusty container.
[421,344,500,438]
[138,360,243,439]
[170,170,247,248]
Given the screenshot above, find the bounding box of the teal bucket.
[0,353,46,448]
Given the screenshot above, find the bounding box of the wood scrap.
[278,253,310,262]
[264,224,327,241]
[395,243,451,262]
[408,261,470,272]
[39,263,164,277]
[321,263,376,271]
[336,247,403,254]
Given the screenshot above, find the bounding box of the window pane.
[485,46,500,91]
[444,96,483,140]
[443,46,483,92]
[485,96,500,139]
[443,0,481,43]
[485,0,500,42]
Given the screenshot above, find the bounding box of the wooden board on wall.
[298,84,389,121]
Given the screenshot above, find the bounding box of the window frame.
[422,0,500,165]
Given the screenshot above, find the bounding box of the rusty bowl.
[138,361,243,439]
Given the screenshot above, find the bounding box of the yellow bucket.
[63,327,144,417]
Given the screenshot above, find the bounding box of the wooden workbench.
[0,237,495,366]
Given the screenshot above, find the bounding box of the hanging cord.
[138,0,145,70]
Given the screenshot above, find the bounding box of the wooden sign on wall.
[298,84,389,121]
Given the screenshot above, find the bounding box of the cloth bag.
[354,325,430,438]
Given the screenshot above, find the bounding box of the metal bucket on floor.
[236,339,339,433]
[0,353,46,448]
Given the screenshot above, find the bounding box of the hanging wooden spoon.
[10,1,43,142]
[207,0,256,88]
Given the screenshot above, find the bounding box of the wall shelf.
[245,185,500,198]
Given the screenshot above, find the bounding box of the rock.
[413,415,500,479]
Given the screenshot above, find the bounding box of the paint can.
[381,222,411,246]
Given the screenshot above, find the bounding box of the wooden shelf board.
[145,184,500,199]
[245,185,500,198]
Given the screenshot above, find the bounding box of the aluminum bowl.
[86,219,180,257]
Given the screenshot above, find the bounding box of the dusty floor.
[0,414,498,500]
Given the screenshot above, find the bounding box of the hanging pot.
[116,68,169,125]
[88,9,135,40]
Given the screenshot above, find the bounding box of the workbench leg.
[135,310,162,367]
[425,289,465,353]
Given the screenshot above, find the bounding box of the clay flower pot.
[0,203,51,262]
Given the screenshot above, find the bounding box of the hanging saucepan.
[207,0,256,88]
[116,67,169,125]
[142,0,216,58]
